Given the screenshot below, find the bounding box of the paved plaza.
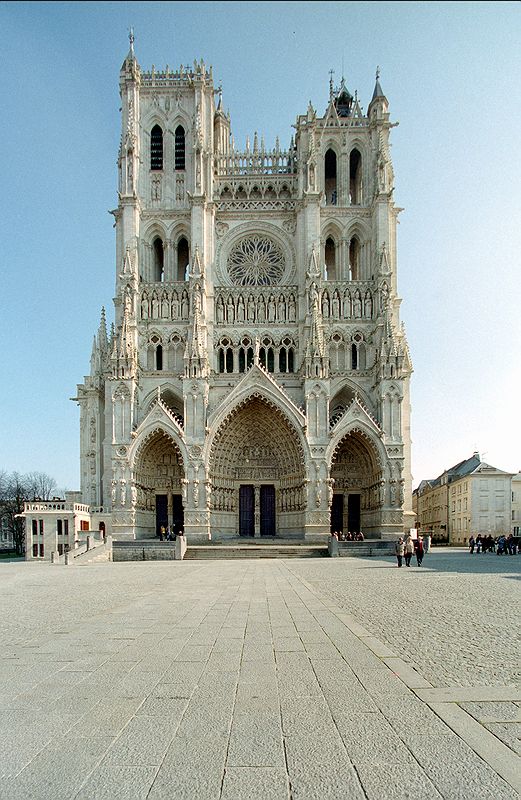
[0,549,519,799]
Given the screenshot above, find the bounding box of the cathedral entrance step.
[184,544,328,560]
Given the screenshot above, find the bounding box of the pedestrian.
[159,525,165,541]
[423,533,431,555]
[415,536,424,566]
[404,534,414,567]
[476,535,482,554]
[469,535,475,554]
[395,537,404,567]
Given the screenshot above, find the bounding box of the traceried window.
[175,126,185,171]
[228,237,285,286]
[151,125,163,171]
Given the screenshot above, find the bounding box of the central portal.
[239,484,276,537]
[209,397,306,539]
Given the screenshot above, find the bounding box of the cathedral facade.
[75,42,413,542]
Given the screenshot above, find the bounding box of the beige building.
[511,472,521,537]
[414,453,515,545]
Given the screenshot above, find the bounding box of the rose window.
[228,236,284,286]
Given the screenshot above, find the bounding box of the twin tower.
[76,41,414,542]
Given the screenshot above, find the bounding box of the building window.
[153,237,164,282]
[349,148,362,204]
[175,126,185,170]
[156,344,163,371]
[150,125,163,170]
[325,149,337,205]
[325,237,336,280]
[177,237,190,281]
[349,237,360,280]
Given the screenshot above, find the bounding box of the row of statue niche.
[211,486,237,512]
[310,283,389,319]
[279,484,306,512]
[111,479,137,508]
[317,287,389,321]
[216,293,297,325]
[141,289,190,321]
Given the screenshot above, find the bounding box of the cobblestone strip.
[283,562,520,799]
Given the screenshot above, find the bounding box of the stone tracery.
[228,236,285,286]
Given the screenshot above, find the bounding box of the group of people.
[331,531,364,541]
[395,533,428,567]
[158,525,182,542]
[468,534,518,555]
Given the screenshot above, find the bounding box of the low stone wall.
[113,537,186,561]
[329,538,395,558]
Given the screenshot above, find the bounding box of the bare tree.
[25,471,58,501]
[0,470,59,555]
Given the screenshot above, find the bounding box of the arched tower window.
[351,343,358,371]
[350,149,362,205]
[156,344,163,371]
[351,333,365,371]
[151,125,163,171]
[325,237,336,280]
[218,338,234,373]
[153,237,164,282]
[175,126,185,171]
[349,236,360,280]
[177,237,190,281]
[325,149,337,205]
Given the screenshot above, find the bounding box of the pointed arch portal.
[330,429,383,537]
[133,429,185,537]
[209,397,306,537]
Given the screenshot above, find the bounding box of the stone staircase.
[184,539,328,560]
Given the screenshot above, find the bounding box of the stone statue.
[181,292,189,319]
[216,296,224,323]
[171,292,179,320]
[247,295,255,322]
[226,297,235,323]
[288,295,296,322]
[268,295,276,323]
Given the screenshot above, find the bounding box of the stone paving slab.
[0,555,519,799]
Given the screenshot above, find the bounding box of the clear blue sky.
[1,1,520,491]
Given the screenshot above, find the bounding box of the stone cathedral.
[76,41,413,543]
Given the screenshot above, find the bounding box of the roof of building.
[414,452,515,493]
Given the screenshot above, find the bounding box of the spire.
[121,27,139,73]
[215,84,224,114]
[307,244,321,280]
[191,245,203,278]
[97,307,108,353]
[329,69,334,101]
[184,285,207,378]
[305,291,329,379]
[371,65,385,102]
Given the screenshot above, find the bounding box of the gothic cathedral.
[76,41,414,542]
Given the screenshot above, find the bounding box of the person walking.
[423,533,431,555]
[415,536,424,566]
[404,534,414,567]
[469,535,475,554]
[395,537,404,568]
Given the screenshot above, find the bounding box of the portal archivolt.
[330,429,383,535]
[208,397,306,535]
